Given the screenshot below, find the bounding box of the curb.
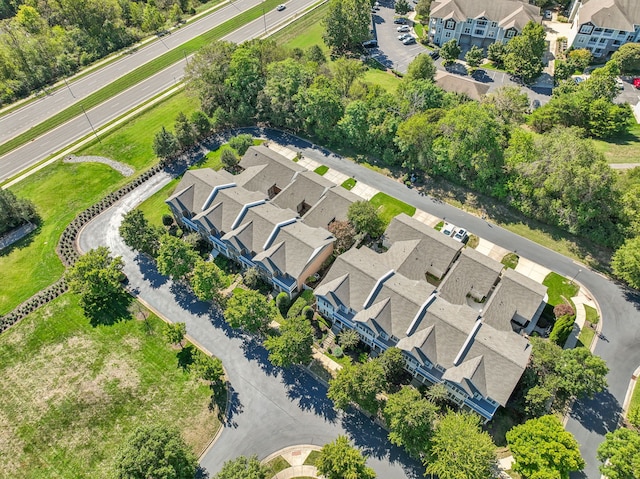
[621,364,640,422]
[261,444,322,464]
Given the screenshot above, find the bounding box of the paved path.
[77,168,422,478]
[262,444,321,479]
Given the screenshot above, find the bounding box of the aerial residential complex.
[428,0,541,48]
[567,0,640,58]
[167,146,548,421]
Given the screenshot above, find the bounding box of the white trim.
[454,318,482,366]
[231,200,266,230]
[406,293,436,336]
[202,183,236,211]
[263,218,297,250]
[363,270,395,309]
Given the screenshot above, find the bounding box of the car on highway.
[397,25,410,32]
[394,17,407,24]
[276,4,286,10]
[398,32,412,41]
[441,222,456,237]
[402,36,416,45]
[453,228,468,242]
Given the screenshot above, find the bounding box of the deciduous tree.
[221,148,239,169]
[378,347,405,383]
[395,0,411,15]
[0,188,38,235]
[507,415,585,479]
[190,259,225,302]
[338,329,360,350]
[119,209,162,257]
[415,0,432,21]
[487,41,506,67]
[405,53,436,82]
[464,45,484,71]
[322,0,371,54]
[224,289,277,334]
[504,21,546,83]
[264,315,314,367]
[328,360,386,414]
[328,220,356,254]
[347,201,385,238]
[612,236,640,289]
[316,436,376,479]
[190,351,224,384]
[228,134,254,155]
[156,235,199,280]
[611,42,640,74]
[113,424,197,479]
[440,39,461,64]
[213,455,268,479]
[597,428,640,479]
[163,322,186,346]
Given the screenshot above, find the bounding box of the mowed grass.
[542,272,579,306]
[369,192,416,225]
[592,123,640,164]
[0,92,192,315]
[0,293,220,478]
[77,91,199,169]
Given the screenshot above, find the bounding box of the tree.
[275,291,290,315]
[295,78,344,142]
[0,188,38,235]
[316,436,376,479]
[395,109,442,171]
[113,424,197,479]
[395,0,411,15]
[347,201,385,238]
[141,3,165,32]
[597,428,640,479]
[153,126,179,159]
[332,57,367,97]
[328,360,386,414]
[405,54,436,82]
[415,0,432,21]
[190,351,224,384]
[213,455,268,479]
[557,346,608,402]
[221,148,239,169]
[169,3,182,24]
[378,347,405,383]
[507,415,585,479]
[262,58,315,127]
[612,236,640,289]
[264,315,314,367]
[464,45,484,71]
[119,209,162,257]
[567,48,592,72]
[611,42,640,74]
[440,39,461,64]
[243,267,261,289]
[426,412,496,479]
[322,0,371,54]
[338,329,360,350]
[65,246,125,316]
[482,86,530,125]
[224,289,277,334]
[328,220,356,254]
[156,235,199,280]
[487,41,506,67]
[190,259,225,302]
[174,112,196,149]
[504,21,546,84]
[548,314,574,346]
[190,110,211,138]
[163,322,187,346]
[228,134,254,155]
[383,387,437,458]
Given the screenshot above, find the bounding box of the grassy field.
[542,272,579,307]
[0,293,220,478]
[0,0,285,157]
[0,92,194,316]
[369,192,416,225]
[592,123,640,164]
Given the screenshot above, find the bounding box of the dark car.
[362,39,378,48]
[429,50,440,60]
[394,17,407,24]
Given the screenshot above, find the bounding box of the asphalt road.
[0,0,317,182]
[78,171,423,479]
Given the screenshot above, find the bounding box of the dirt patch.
[0,410,22,477]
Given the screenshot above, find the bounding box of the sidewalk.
[261,444,322,479]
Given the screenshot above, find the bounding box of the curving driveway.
[77,128,640,478]
[77,168,422,478]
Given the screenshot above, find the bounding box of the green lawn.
[0,0,286,157]
[434,220,444,231]
[501,252,519,270]
[314,165,329,176]
[369,192,416,226]
[341,178,357,190]
[304,450,321,466]
[592,123,640,164]
[264,456,291,477]
[274,3,329,51]
[585,304,599,324]
[413,23,424,38]
[0,293,221,478]
[628,378,640,422]
[77,91,199,169]
[542,272,579,306]
[363,68,402,92]
[577,324,596,349]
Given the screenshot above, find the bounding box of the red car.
[633,78,640,89]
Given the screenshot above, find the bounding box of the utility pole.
[80,104,101,143]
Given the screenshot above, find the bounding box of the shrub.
[332,346,344,358]
[628,404,640,428]
[243,267,261,289]
[162,214,174,226]
[276,292,290,315]
[553,303,575,318]
[302,306,314,321]
[549,315,575,346]
[221,148,239,168]
[228,134,254,155]
[287,297,308,319]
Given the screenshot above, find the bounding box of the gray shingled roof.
[302,186,361,228]
[482,268,547,331]
[237,146,305,196]
[439,248,503,304]
[430,0,541,31]
[271,170,334,213]
[384,213,462,279]
[434,71,491,101]
[579,0,640,32]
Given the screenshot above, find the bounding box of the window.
[599,37,607,43]
[594,27,603,33]
[445,19,455,30]
[506,29,515,38]
[628,35,635,41]
[579,24,593,34]
[490,22,497,27]
[445,31,451,38]
[466,18,472,23]
[604,28,614,34]
[488,31,495,37]
[477,20,487,26]
[464,27,471,34]
[614,40,621,45]
[474,29,484,35]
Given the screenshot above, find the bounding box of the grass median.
[0,0,285,158]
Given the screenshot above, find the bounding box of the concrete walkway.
[262,444,322,479]
[564,285,600,350]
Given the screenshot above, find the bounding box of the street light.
[262,1,267,34]
[570,269,582,285]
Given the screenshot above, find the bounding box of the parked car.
[543,9,552,19]
[394,17,407,24]
[276,4,285,10]
[397,25,410,32]
[453,228,468,242]
[398,32,411,41]
[402,36,416,45]
[362,39,378,48]
[442,222,456,237]
[429,49,440,60]
[615,77,624,90]
[634,78,640,89]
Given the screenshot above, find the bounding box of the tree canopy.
[0,188,38,235]
[113,424,197,479]
[597,428,640,479]
[347,201,385,239]
[224,289,277,334]
[190,259,225,302]
[612,236,640,289]
[264,315,314,367]
[156,235,199,280]
[504,21,546,83]
[507,415,585,479]
[322,0,371,54]
[213,455,268,479]
[119,209,162,257]
[327,360,386,415]
[316,436,376,479]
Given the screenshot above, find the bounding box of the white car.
[453,228,468,242]
[441,222,456,237]
[397,25,410,32]
[398,32,411,41]
[276,4,285,11]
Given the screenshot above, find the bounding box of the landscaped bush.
[553,303,575,318]
[162,214,174,226]
[302,305,314,321]
[228,134,254,155]
[549,315,575,346]
[287,297,308,319]
[243,267,261,289]
[332,346,344,358]
[276,292,290,315]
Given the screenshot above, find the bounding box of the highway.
[0,0,318,182]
